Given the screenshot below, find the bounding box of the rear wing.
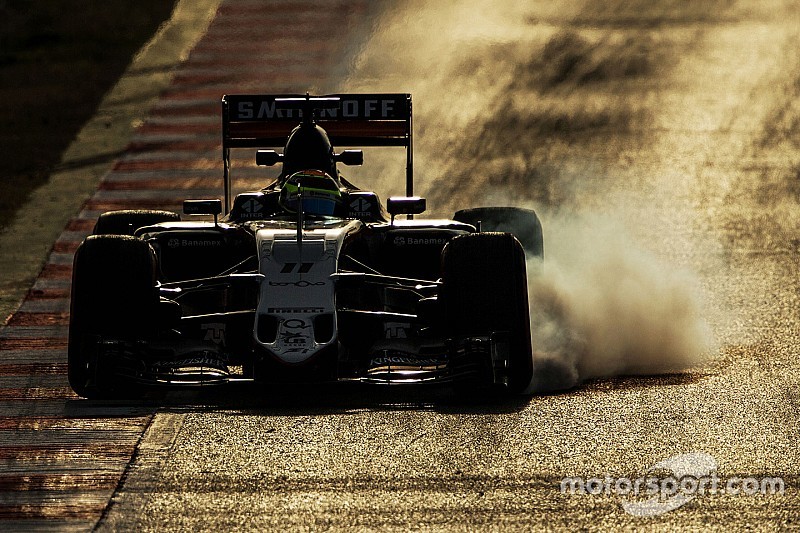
[221,94,413,213]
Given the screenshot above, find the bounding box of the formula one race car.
[68,93,544,398]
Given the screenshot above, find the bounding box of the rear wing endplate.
[221,94,413,213]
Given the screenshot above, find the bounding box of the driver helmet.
[281,123,338,179]
[279,170,343,216]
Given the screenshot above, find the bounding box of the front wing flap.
[93,339,230,388]
[356,334,512,387]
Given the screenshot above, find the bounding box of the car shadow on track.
[62,373,706,418]
[580,372,705,394]
[63,381,535,416]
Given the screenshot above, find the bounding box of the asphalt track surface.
[1,0,800,530]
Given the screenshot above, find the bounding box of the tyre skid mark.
[0,389,74,401]
[7,314,70,327]
[0,417,143,431]
[128,140,220,153]
[113,159,226,171]
[0,444,136,461]
[38,265,73,280]
[100,177,264,191]
[0,473,120,491]
[85,200,185,212]
[0,339,67,350]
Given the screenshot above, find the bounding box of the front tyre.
[454,207,543,260]
[93,209,179,236]
[440,232,533,394]
[68,235,158,398]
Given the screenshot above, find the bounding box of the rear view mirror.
[387,196,426,223]
[335,150,363,166]
[256,150,282,166]
[184,199,222,225]
[183,199,222,216]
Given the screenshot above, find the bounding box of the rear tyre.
[453,207,543,260]
[440,233,533,394]
[68,235,158,398]
[93,209,179,236]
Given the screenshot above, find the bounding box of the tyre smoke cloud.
[343,0,717,392]
[525,213,714,393]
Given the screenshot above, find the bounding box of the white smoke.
[343,0,718,393]
[526,212,714,393]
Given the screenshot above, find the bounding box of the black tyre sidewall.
[441,233,533,393]
[93,209,179,236]
[68,235,158,397]
[454,207,543,260]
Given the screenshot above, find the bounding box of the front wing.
[82,332,515,390]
